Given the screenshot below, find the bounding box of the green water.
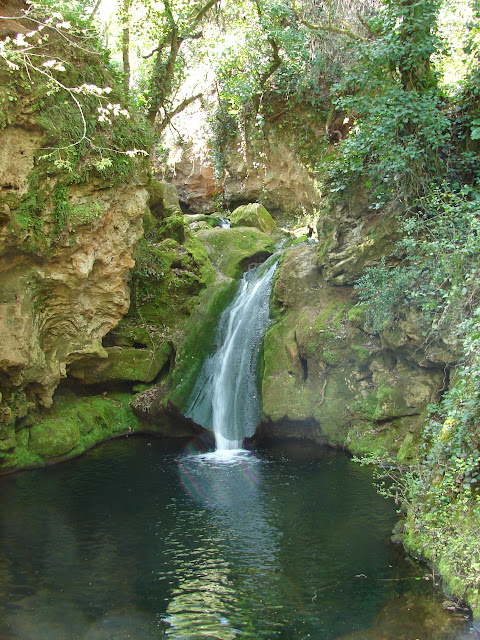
[0,437,470,639]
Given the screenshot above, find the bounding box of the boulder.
[230,203,276,235]
[67,344,172,385]
[195,226,275,279]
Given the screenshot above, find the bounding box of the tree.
[327,0,449,205]
[122,0,131,94]
[144,0,220,128]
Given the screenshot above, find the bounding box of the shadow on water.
[0,436,474,639]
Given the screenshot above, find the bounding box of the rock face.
[258,241,451,461]
[221,130,321,219]
[317,198,399,286]
[0,140,148,440]
[0,1,158,468]
[165,126,321,220]
[166,144,219,214]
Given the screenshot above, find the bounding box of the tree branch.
[291,1,367,41]
[192,0,221,28]
[156,92,203,134]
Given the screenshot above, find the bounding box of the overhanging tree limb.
[156,92,203,134]
[291,0,367,41]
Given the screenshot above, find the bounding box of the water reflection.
[0,438,473,639]
[167,450,282,637]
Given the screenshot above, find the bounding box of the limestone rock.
[0,157,149,432]
[164,126,320,219]
[67,344,172,385]
[259,243,449,460]
[222,131,320,219]
[165,144,219,214]
[317,200,398,286]
[230,203,276,234]
[0,127,43,195]
[195,226,275,279]
[148,179,182,216]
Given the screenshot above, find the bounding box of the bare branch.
[156,92,203,134]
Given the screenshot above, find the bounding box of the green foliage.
[356,186,480,337]
[52,185,102,233]
[0,1,151,255]
[327,0,451,206]
[0,2,151,182]
[329,88,450,205]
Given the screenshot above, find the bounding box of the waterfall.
[186,256,279,450]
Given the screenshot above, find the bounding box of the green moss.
[351,344,370,364]
[29,418,81,458]
[195,227,275,279]
[169,278,238,411]
[125,216,216,338]
[315,300,349,333]
[68,343,172,385]
[0,392,142,472]
[230,203,276,234]
[348,304,367,328]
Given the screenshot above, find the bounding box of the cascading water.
[186,256,279,450]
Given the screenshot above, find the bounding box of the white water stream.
[186,257,279,450]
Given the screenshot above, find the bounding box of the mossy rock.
[0,393,142,471]
[230,204,276,235]
[195,227,275,279]
[260,243,446,458]
[67,343,172,385]
[346,414,426,463]
[169,278,238,411]
[29,418,81,459]
[147,179,181,216]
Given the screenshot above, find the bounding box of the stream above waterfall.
[0,436,471,640]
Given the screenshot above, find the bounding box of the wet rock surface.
[259,243,450,459]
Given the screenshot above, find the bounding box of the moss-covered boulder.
[230,204,276,235]
[195,226,275,278]
[148,180,182,215]
[67,344,172,385]
[0,393,141,471]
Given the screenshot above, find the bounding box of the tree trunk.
[122,0,131,95]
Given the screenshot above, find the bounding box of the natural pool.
[0,436,471,639]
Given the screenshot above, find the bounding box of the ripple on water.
[0,439,473,640]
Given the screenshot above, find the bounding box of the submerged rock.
[1,591,86,640]
[373,594,468,639]
[83,610,160,640]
